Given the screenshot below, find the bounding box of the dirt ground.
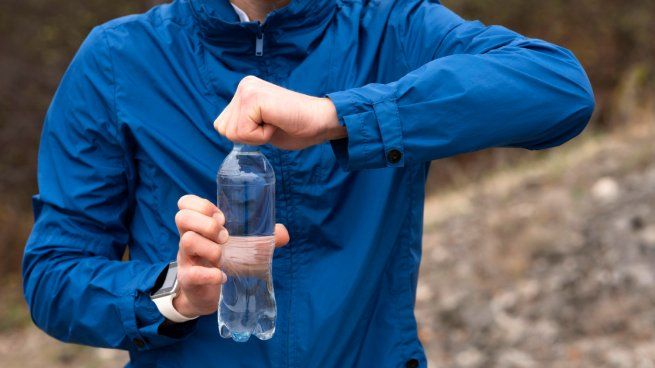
[418,116,655,367]
[1,116,654,367]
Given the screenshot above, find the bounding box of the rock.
[591,177,620,202]
[430,245,451,263]
[530,319,558,344]
[627,264,654,286]
[491,290,518,311]
[605,348,634,368]
[497,350,536,368]
[640,225,655,246]
[516,280,540,301]
[416,283,434,302]
[455,348,485,368]
[96,348,121,361]
[417,325,434,344]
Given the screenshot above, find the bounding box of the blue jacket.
[23,0,594,367]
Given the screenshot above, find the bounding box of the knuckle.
[177,268,189,285]
[186,268,202,284]
[201,272,214,284]
[206,220,221,237]
[215,248,222,264]
[238,79,259,100]
[174,210,187,227]
[240,75,258,86]
[185,270,201,285]
[191,269,212,285]
[201,200,214,215]
[180,231,197,250]
[216,118,226,133]
[240,87,256,103]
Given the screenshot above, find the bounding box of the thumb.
[274,224,290,248]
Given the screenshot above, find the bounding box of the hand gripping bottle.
[216,144,276,342]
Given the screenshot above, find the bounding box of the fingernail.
[218,229,229,244]
[221,271,228,283]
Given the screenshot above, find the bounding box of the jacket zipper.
[255,26,264,56]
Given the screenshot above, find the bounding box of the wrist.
[318,97,347,141]
[172,291,198,320]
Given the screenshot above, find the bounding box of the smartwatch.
[150,262,198,323]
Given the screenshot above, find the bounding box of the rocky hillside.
[417,116,655,367]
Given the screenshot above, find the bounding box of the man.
[22,0,594,367]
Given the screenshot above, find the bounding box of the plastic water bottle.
[216,144,276,342]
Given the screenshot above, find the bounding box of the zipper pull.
[255,30,264,57]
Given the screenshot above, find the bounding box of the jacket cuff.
[327,85,406,171]
[118,261,198,351]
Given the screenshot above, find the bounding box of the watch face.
[152,263,178,298]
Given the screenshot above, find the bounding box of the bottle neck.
[233,144,260,153]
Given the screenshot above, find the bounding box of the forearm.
[327,11,594,170]
[23,237,188,350]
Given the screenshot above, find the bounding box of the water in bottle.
[216,144,276,342]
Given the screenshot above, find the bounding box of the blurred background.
[0,0,653,367]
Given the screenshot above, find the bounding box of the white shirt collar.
[231,3,250,22]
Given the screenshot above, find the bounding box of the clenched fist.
[173,194,289,318]
[214,76,347,150]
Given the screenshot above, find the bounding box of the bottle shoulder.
[217,147,275,184]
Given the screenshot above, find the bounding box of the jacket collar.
[190,0,337,39]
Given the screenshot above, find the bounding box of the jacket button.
[133,338,145,348]
[387,149,402,164]
[405,359,419,368]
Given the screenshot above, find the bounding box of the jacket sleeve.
[327,1,595,170]
[22,26,195,351]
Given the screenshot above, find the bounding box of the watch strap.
[153,293,198,323]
